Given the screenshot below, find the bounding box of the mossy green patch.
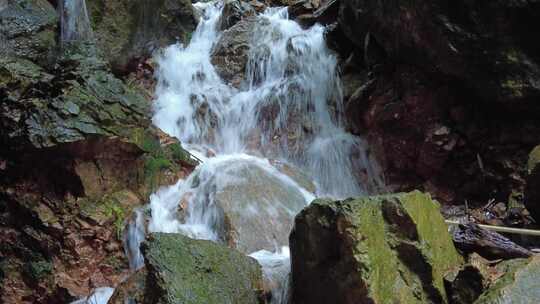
[143,233,263,304]
[527,145,540,173]
[78,191,140,238]
[292,191,463,304]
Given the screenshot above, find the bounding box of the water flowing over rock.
[142,233,265,304]
[59,0,93,43]
[290,191,463,304]
[86,0,197,73]
[149,155,313,254]
[146,2,383,303]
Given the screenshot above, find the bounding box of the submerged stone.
[290,191,463,304]
[142,233,265,304]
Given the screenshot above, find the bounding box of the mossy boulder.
[142,233,265,304]
[475,256,540,304]
[290,191,463,304]
[525,145,540,222]
[87,0,197,73]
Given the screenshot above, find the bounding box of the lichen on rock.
[290,191,463,304]
[142,233,265,304]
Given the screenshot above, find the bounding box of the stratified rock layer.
[290,191,463,304]
[142,233,265,304]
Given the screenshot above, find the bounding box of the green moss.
[300,191,462,303]
[501,78,525,98]
[23,259,53,281]
[528,145,540,173]
[169,142,192,163]
[400,191,464,298]
[144,233,263,304]
[103,200,127,238]
[78,192,135,238]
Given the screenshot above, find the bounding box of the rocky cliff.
[0,0,196,302]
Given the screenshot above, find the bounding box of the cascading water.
[81,1,383,303]
[59,0,93,43]
[147,2,383,302]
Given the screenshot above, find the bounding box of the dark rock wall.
[332,0,540,206]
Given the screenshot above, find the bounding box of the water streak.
[59,0,93,43]
[139,1,383,302]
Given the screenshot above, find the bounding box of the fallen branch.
[449,223,533,259]
[446,220,540,237]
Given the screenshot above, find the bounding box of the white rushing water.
[59,0,93,43]
[82,1,383,303]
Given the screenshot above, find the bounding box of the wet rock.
[289,0,339,28]
[219,0,259,31]
[0,0,57,63]
[290,191,463,304]
[525,145,540,222]
[211,17,263,88]
[107,267,147,304]
[184,158,309,254]
[142,233,265,304]
[475,256,540,303]
[0,42,150,150]
[87,0,197,73]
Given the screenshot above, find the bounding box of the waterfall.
[59,0,93,43]
[122,1,383,303]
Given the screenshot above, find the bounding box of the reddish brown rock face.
[335,0,540,207]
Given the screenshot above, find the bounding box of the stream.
[73,1,382,303]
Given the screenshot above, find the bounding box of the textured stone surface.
[290,191,463,304]
[142,233,264,304]
[475,256,540,304]
[0,0,57,63]
[211,17,265,88]
[87,0,197,73]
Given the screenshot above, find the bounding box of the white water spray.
[135,1,383,303]
[59,0,93,43]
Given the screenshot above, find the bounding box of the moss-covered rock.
[290,191,463,304]
[142,233,265,304]
[525,145,540,222]
[475,256,540,304]
[87,0,197,73]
